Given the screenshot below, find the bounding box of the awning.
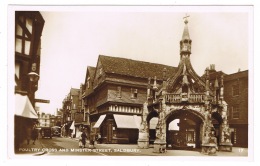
[93,115,106,128]
[15,94,38,119]
[70,121,75,130]
[113,114,141,129]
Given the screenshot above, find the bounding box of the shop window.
[232,105,240,119]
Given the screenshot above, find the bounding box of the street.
[15,136,248,157]
[42,137,151,156]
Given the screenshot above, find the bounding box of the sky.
[32,6,252,115]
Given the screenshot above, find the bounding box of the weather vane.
[183,13,190,24]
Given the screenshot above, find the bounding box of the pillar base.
[153,139,166,153]
[201,143,217,155]
[138,139,149,149]
[219,143,233,152]
[137,133,149,149]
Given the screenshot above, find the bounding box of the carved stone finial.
[153,76,158,91]
[214,77,219,88]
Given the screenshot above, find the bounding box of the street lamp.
[28,71,40,82]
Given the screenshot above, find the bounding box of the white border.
[1,1,258,166]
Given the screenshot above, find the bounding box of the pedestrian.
[31,126,38,145]
[78,137,83,148]
[81,131,87,148]
[25,125,32,145]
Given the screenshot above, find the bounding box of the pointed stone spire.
[153,76,158,91]
[205,67,210,91]
[220,75,224,100]
[182,15,191,40]
[214,77,219,89]
[180,14,192,55]
[147,77,151,99]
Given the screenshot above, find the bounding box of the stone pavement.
[94,143,248,156]
[14,137,249,157]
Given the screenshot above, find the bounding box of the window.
[117,86,121,98]
[232,84,239,96]
[15,16,32,56]
[232,105,240,119]
[131,88,138,99]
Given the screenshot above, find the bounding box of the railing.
[165,94,181,103]
[165,93,205,103]
[189,94,205,103]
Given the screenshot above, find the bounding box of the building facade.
[78,17,248,154]
[225,70,248,148]
[38,113,51,127]
[14,11,45,151]
[61,88,86,137]
[82,55,176,143]
[203,65,248,148]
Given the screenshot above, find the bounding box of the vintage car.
[40,127,52,138]
[51,126,61,137]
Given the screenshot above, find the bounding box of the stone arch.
[165,109,205,123]
[146,109,159,144]
[165,109,205,149]
[210,111,224,147]
[146,109,159,122]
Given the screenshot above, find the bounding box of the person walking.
[25,125,32,145]
[31,125,38,145]
[81,131,87,148]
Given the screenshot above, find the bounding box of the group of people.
[78,132,101,148]
[26,124,38,145]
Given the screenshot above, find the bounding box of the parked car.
[51,126,61,137]
[40,127,52,138]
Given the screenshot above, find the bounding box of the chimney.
[209,64,215,71]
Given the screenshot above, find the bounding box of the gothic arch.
[165,109,205,124]
[165,109,205,149]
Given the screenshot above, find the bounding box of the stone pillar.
[153,98,167,153]
[219,101,233,151]
[201,109,218,155]
[138,102,149,148]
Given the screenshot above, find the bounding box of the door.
[107,120,113,143]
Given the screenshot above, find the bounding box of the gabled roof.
[224,70,248,81]
[70,88,80,96]
[84,66,96,85]
[88,66,96,78]
[98,55,177,80]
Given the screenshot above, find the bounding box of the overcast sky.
[32,6,251,114]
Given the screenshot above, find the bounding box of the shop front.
[93,114,141,144]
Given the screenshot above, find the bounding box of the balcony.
[165,93,205,104]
